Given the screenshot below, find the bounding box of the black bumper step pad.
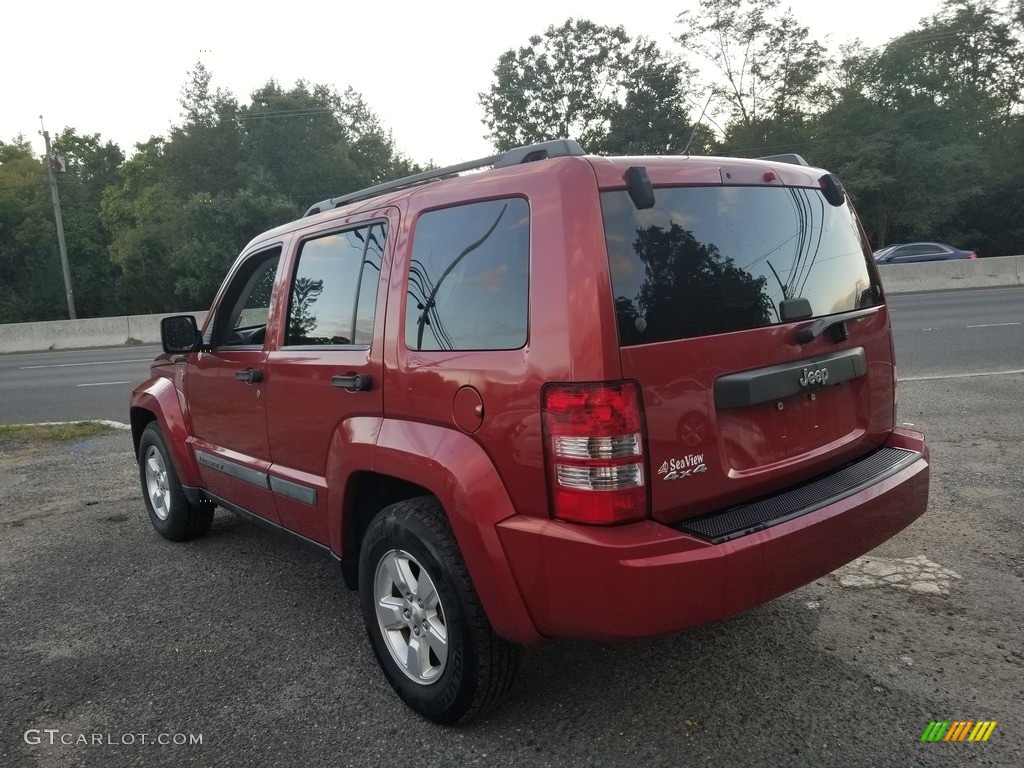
[671,446,922,544]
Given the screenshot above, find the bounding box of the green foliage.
[165,62,245,197]
[603,39,712,154]
[667,0,1024,251]
[811,95,987,246]
[676,0,827,133]
[804,0,1024,249]
[955,116,1024,254]
[0,62,418,322]
[480,19,704,154]
[51,129,125,317]
[0,139,64,321]
[859,0,1024,118]
[96,64,417,315]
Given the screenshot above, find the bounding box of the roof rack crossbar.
[304,139,585,217]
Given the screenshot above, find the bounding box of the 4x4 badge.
[658,454,708,481]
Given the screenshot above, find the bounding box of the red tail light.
[542,381,648,525]
[969,252,978,259]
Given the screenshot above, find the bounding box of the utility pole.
[39,116,76,319]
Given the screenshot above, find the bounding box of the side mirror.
[161,315,200,354]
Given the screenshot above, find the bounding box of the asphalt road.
[0,346,157,425]
[2,362,1021,767]
[1,285,1022,425]
[888,286,1024,379]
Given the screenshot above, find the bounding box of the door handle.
[235,368,262,383]
[331,373,372,391]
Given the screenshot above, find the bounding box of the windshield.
[602,186,882,346]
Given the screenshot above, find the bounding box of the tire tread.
[363,496,519,724]
[139,423,213,542]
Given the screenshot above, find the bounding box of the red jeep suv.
[131,140,929,724]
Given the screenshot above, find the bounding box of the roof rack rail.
[303,139,586,217]
[758,153,809,166]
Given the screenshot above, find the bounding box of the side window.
[900,245,937,257]
[211,247,281,348]
[284,222,386,347]
[405,198,529,351]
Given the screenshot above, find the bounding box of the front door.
[188,245,284,523]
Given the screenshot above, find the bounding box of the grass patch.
[0,421,117,456]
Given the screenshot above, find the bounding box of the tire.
[138,422,213,542]
[359,497,520,725]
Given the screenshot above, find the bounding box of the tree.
[859,0,1024,120]
[955,116,1024,255]
[603,39,713,154]
[675,0,826,146]
[241,80,418,210]
[164,62,245,198]
[480,19,702,153]
[102,67,418,312]
[807,0,1024,248]
[0,139,62,322]
[51,129,125,317]
[170,173,296,308]
[811,94,985,247]
[101,137,185,313]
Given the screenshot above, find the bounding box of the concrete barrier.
[0,311,207,354]
[1,256,1022,353]
[878,254,1024,294]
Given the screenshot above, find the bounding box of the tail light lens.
[968,252,978,259]
[542,381,648,524]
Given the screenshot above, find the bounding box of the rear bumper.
[496,428,929,640]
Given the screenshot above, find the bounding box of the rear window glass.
[602,186,881,346]
[405,198,529,351]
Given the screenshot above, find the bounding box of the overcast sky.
[4,0,943,167]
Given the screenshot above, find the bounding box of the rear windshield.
[602,186,881,346]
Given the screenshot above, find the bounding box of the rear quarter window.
[602,186,881,346]
[405,197,529,351]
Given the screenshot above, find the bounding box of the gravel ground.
[1,377,1021,768]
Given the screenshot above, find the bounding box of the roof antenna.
[683,92,714,157]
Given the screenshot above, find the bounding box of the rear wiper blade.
[797,318,833,344]
[796,308,879,345]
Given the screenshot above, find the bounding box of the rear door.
[264,213,393,545]
[601,178,894,524]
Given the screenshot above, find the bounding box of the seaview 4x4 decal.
[657,454,708,481]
